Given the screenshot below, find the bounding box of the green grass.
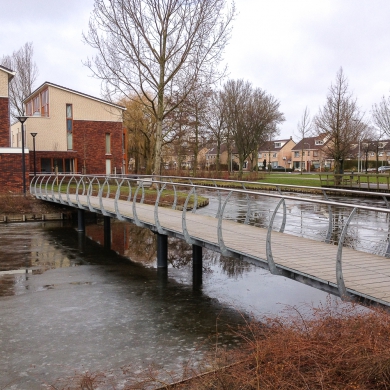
[259,173,322,187]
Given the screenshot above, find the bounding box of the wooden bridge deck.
[69,194,390,306]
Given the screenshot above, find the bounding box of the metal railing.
[30,174,390,304]
[319,173,390,191]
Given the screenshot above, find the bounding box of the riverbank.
[0,193,73,222]
[50,301,390,390]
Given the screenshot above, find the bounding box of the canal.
[0,216,335,389]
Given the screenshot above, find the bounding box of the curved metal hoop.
[98,177,110,216]
[323,190,333,244]
[66,176,77,206]
[58,175,68,204]
[114,179,125,221]
[87,177,100,212]
[336,207,356,299]
[132,182,144,227]
[154,183,167,234]
[217,191,233,256]
[182,187,196,245]
[75,176,87,209]
[266,198,286,275]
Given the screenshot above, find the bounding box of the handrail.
[32,173,390,305]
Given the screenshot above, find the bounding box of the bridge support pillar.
[77,232,86,253]
[77,209,85,232]
[104,216,111,250]
[157,233,168,268]
[192,244,202,287]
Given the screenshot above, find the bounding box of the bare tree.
[223,79,284,179]
[120,96,156,174]
[204,89,227,172]
[84,0,235,175]
[1,42,39,120]
[372,96,390,138]
[296,106,312,174]
[314,68,364,174]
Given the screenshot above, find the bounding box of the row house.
[11,82,127,175]
[257,137,296,169]
[205,143,240,170]
[291,135,331,171]
[349,140,390,165]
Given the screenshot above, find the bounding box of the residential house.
[206,143,240,170]
[349,139,390,169]
[11,82,126,175]
[257,137,296,169]
[291,135,331,171]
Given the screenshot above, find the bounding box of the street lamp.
[30,133,37,177]
[17,116,28,195]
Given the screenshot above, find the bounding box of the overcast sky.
[1,0,390,140]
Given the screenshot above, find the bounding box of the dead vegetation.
[42,299,390,390]
[0,193,69,215]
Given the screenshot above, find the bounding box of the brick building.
[258,137,296,169]
[0,65,30,193]
[11,82,126,175]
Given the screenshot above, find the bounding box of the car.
[270,165,293,172]
[378,166,390,173]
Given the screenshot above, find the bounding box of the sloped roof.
[24,81,126,110]
[292,135,329,150]
[0,65,16,81]
[258,139,294,152]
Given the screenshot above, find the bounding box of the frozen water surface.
[0,220,334,389]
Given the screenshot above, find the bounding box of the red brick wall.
[0,152,30,193]
[0,98,10,147]
[73,120,123,174]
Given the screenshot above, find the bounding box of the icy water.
[0,220,335,389]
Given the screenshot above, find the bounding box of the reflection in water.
[0,217,354,389]
[201,190,390,257]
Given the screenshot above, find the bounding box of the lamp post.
[30,133,37,177]
[17,116,28,195]
[304,143,310,172]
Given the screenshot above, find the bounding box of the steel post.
[157,233,168,268]
[77,209,85,232]
[104,216,111,250]
[192,244,203,288]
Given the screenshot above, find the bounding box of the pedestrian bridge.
[30,174,390,308]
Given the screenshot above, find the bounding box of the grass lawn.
[258,173,322,187]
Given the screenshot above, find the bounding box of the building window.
[40,89,49,117]
[258,153,262,158]
[273,153,277,158]
[274,142,281,148]
[294,151,299,158]
[26,88,50,117]
[315,140,324,145]
[26,101,32,116]
[66,104,73,150]
[33,95,40,115]
[313,151,318,157]
[105,133,111,154]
